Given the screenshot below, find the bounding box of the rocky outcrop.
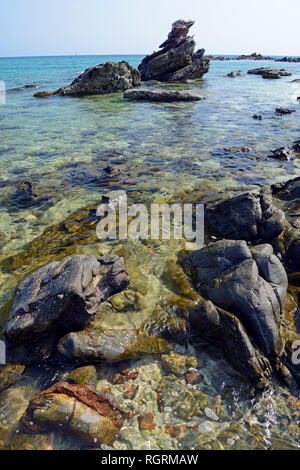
[34,61,141,97]
[272,176,300,269]
[247,68,292,79]
[275,57,300,63]
[5,254,129,355]
[7,84,39,93]
[188,240,293,387]
[124,88,204,102]
[236,52,274,61]
[275,107,296,116]
[268,139,300,161]
[190,240,286,358]
[138,20,210,82]
[205,191,287,242]
[21,382,127,447]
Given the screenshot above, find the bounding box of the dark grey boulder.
[124,88,204,102]
[275,107,296,116]
[271,176,300,268]
[206,191,287,241]
[268,139,300,161]
[248,67,292,79]
[189,295,272,388]
[34,61,141,97]
[5,254,130,349]
[138,20,209,82]
[189,239,286,359]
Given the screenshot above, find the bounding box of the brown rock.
[123,381,139,400]
[138,413,155,431]
[185,371,204,385]
[0,363,25,393]
[21,382,127,447]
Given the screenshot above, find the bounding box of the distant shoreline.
[0,53,299,60]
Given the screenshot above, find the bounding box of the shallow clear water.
[0,55,300,450]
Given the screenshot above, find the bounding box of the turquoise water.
[0,54,299,301]
[0,54,300,450]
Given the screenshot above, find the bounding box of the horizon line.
[0,52,299,60]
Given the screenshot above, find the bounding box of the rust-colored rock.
[165,424,181,438]
[138,413,155,431]
[185,371,204,385]
[21,382,127,447]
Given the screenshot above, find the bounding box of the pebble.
[198,422,212,433]
[25,214,37,222]
[204,407,219,421]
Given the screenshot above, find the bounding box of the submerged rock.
[10,180,47,209]
[57,328,171,362]
[21,382,127,447]
[0,363,25,393]
[7,84,39,93]
[138,19,210,82]
[34,61,141,97]
[66,365,98,388]
[162,351,198,377]
[5,254,129,354]
[124,88,204,102]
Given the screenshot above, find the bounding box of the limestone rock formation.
[34,61,141,97]
[138,20,210,82]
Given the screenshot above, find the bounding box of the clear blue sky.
[0,0,299,57]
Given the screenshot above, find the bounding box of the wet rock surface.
[0,364,25,393]
[138,20,210,82]
[57,327,171,363]
[188,239,292,387]
[5,254,130,354]
[247,68,292,79]
[205,190,287,241]
[124,88,204,102]
[21,382,126,447]
[268,139,300,161]
[34,61,141,97]
[7,84,39,93]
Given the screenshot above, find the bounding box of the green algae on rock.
[0,363,25,394]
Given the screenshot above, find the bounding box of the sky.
[0,0,299,57]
